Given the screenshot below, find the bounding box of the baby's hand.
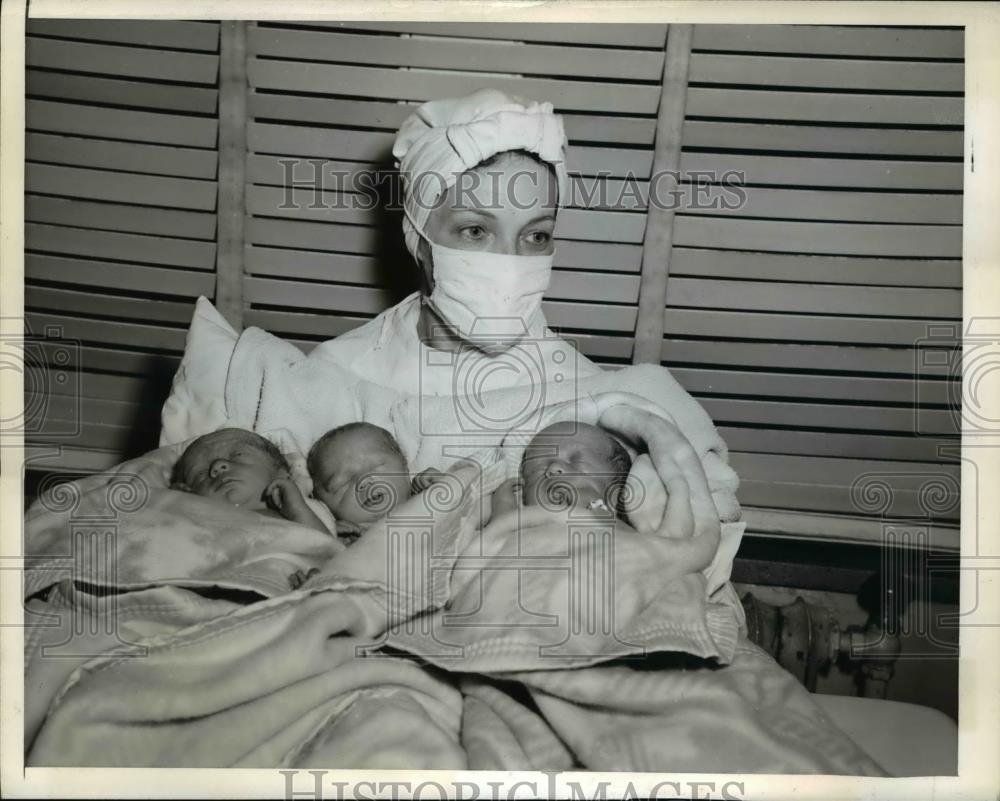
[490,477,523,521]
[335,518,363,546]
[411,468,449,494]
[289,566,319,590]
[266,477,311,522]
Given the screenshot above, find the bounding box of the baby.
[308,422,418,536]
[171,427,329,535]
[493,421,633,521]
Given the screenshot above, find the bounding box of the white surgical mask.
[423,239,554,354]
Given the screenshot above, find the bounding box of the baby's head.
[172,428,290,509]
[308,422,412,526]
[521,421,632,515]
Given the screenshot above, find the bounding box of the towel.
[393,88,571,260]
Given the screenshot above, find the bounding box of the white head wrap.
[392,88,570,261]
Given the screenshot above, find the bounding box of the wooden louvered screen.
[663,25,963,550]
[22,21,963,555]
[24,20,220,472]
[243,21,665,356]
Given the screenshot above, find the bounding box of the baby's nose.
[545,461,565,477]
[209,459,229,478]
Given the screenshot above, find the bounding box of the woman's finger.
[598,404,720,559]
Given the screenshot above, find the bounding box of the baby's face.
[175,430,281,509]
[310,429,412,526]
[522,422,622,513]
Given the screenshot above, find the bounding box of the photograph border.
[2,1,998,799]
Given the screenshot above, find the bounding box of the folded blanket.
[382,502,741,673]
[24,437,341,598]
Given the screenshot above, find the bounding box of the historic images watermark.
[280,770,747,800]
[274,160,749,215]
[840,317,1000,661]
[0,322,81,446]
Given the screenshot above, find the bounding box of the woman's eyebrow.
[450,207,496,220]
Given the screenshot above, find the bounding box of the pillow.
[159,296,240,447]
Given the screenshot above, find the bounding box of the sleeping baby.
[171,427,330,535]
[492,420,633,521]
[307,422,417,539]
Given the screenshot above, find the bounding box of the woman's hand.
[597,405,720,572]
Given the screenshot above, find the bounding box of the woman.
[313,88,604,398]
[310,88,720,544]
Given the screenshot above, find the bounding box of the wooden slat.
[45,369,154,403]
[544,301,637,333]
[27,70,218,115]
[249,124,654,178]
[553,241,644,273]
[38,343,181,376]
[738,480,956,521]
[634,23,691,365]
[244,308,369,339]
[247,217,375,254]
[27,19,220,52]
[689,52,962,92]
[564,178,964,221]
[26,256,215,298]
[40,396,148,427]
[666,277,960,318]
[731,452,959,486]
[682,120,963,157]
[671,249,962,287]
[28,419,156,454]
[561,332,635,360]
[25,445,123,474]
[26,223,217,271]
[27,100,218,148]
[741,507,959,552]
[245,277,395,315]
[691,26,963,60]
[248,95,657,146]
[549,271,641,304]
[26,132,218,180]
[247,154,386,191]
[661,338,956,377]
[216,20,249,331]
[247,186,647,244]
[26,163,217,212]
[26,312,187,351]
[686,86,962,126]
[680,187,963,225]
[249,26,665,81]
[246,216,641,273]
[679,152,962,191]
[702,397,957,435]
[27,37,220,84]
[662,307,959,346]
[304,21,669,49]
[718,426,954,464]
[246,246,382,283]
[27,286,200,326]
[671,365,950,405]
[26,196,216,240]
[247,61,661,115]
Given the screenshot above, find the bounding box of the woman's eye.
[526,230,551,247]
[460,225,486,241]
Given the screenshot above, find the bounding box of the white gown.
[311,292,603,398]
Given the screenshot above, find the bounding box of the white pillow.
[159,296,239,447]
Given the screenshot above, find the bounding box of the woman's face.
[418,152,558,283]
